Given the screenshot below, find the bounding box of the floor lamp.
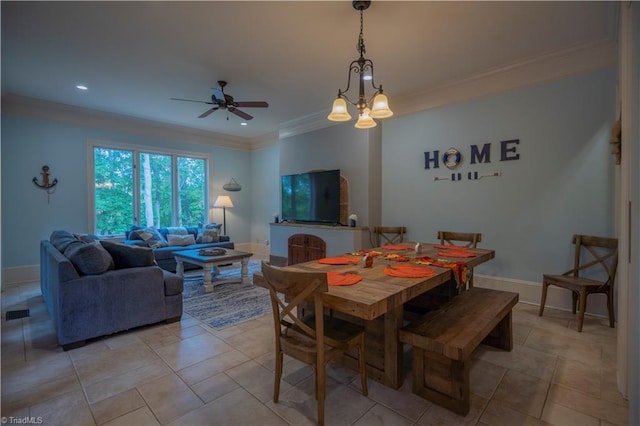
[213,195,234,235]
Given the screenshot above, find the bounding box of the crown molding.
[278,110,340,140]
[2,37,617,147]
[1,94,253,151]
[277,37,617,136]
[394,38,617,116]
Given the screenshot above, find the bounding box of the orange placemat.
[383,264,437,278]
[381,244,414,250]
[318,255,361,265]
[415,256,469,289]
[327,271,362,286]
[437,250,477,258]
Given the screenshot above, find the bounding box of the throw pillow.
[50,230,79,253]
[132,227,167,248]
[167,234,196,246]
[74,232,102,243]
[165,227,188,236]
[197,228,220,243]
[100,240,156,269]
[64,241,114,275]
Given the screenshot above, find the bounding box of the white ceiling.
[1,1,617,143]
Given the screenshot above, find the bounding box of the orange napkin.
[383,264,437,278]
[327,271,362,286]
[437,250,477,258]
[381,244,414,250]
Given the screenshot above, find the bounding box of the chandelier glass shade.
[327,1,393,128]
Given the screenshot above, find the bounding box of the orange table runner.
[383,264,437,278]
[318,255,361,265]
[327,271,362,286]
[381,243,414,250]
[415,256,469,288]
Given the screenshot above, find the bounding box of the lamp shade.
[354,108,377,129]
[370,93,394,119]
[213,195,234,208]
[327,98,352,122]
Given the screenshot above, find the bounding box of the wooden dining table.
[252,242,495,390]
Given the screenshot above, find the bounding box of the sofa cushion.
[100,240,156,269]
[165,227,188,236]
[133,227,167,248]
[166,234,196,246]
[50,230,79,253]
[197,226,220,243]
[64,241,114,275]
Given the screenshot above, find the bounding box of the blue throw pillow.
[64,241,114,275]
[100,240,156,269]
[50,230,79,253]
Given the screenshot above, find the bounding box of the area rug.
[182,260,273,330]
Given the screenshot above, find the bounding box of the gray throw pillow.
[64,241,114,275]
[197,228,220,243]
[133,227,167,248]
[100,240,156,269]
[50,230,79,253]
[167,234,196,246]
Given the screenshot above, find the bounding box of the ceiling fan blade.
[229,108,253,120]
[171,97,214,105]
[198,107,219,118]
[234,101,269,108]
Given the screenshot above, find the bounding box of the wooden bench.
[399,287,519,415]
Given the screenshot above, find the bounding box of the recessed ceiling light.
[76,85,88,91]
[241,122,247,126]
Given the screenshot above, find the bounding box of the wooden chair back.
[259,262,327,364]
[374,226,407,246]
[568,234,618,287]
[437,231,482,249]
[539,234,618,332]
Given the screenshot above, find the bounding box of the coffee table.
[174,249,253,292]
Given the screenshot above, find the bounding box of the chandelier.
[327,0,393,129]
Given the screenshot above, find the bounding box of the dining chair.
[258,261,368,425]
[437,231,482,248]
[539,234,618,332]
[437,231,482,288]
[373,226,407,246]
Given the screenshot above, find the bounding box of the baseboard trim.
[2,264,40,289]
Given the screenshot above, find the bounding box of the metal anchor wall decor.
[33,165,58,203]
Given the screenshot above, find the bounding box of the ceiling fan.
[171,81,269,120]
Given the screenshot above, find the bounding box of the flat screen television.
[281,169,341,225]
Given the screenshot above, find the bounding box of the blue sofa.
[40,231,184,350]
[124,225,234,272]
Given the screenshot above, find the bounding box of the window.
[92,144,209,236]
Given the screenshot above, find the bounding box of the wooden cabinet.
[288,234,326,265]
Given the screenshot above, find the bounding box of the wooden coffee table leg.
[176,259,185,277]
[203,262,215,293]
[240,258,249,283]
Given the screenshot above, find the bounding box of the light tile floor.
[1,273,629,425]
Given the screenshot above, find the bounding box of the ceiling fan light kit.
[172,80,268,121]
[328,0,393,129]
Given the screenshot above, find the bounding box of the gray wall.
[382,68,616,282]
